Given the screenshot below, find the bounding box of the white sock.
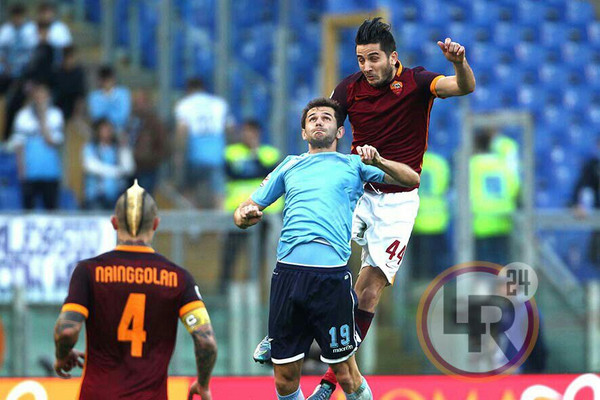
[277,386,305,400]
[345,378,372,400]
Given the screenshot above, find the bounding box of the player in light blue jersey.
[234,98,418,400]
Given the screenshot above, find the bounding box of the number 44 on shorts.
[386,240,406,266]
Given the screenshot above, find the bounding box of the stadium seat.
[587,21,600,47]
[515,43,550,69]
[566,1,595,24]
[419,0,450,24]
[493,22,521,49]
[540,22,568,47]
[85,0,102,22]
[538,63,562,85]
[517,0,547,25]
[140,0,159,68]
[562,42,593,68]
[325,0,376,13]
[563,87,592,112]
[0,183,21,210]
[544,2,565,22]
[470,0,499,25]
[397,22,425,52]
[585,62,600,89]
[446,22,474,49]
[470,84,501,111]
[115,0,130,47]
[586,101,600,126]
[59,188,79,210]
[0,152,19,187]
[468,43,501,70]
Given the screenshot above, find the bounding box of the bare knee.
[357,285,383,311]
[274,366,300,395]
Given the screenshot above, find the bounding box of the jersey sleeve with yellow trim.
[180,301,211,333]
[62,262,91,318]
[413,66,445,99]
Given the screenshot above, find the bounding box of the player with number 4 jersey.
[53,181,217,400]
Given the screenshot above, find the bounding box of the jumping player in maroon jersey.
[308,17,476,398]
[53,181,217,400]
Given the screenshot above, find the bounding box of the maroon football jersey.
[332,62,444,193]
[62,245,204,400]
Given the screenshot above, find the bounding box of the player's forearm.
[54,312,84,359]
[54,325,80,359]
[191,326,217,387]
[452,59,476,94]
[376,158,420,187]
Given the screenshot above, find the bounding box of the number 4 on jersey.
[386,240,406,265]
[118,293,147,357]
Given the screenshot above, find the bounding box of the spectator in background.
[23,22,55,86]
[174,77,233,208]
[571,140,600,268]
[220,120,281,293]
[88,66,131,132]
[82,118,134,210]
[126,90,168,195]
[0,4,36,92]
[33,2,72,50]
[471,130,519,266]
[0,4,37,140]
[410,150,450,280]
[9,82,64,210]
[53,45,86,121]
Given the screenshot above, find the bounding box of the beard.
[369,64,396,89]
[307,131,337,149]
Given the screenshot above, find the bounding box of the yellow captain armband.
[180,301,211,333]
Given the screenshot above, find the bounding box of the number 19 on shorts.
[329,324,350,349]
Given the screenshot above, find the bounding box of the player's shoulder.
[336,71,363,89]
[278,154,304,172]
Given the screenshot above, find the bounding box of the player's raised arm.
[53,311,85,378]
[357,145,420,187]
[181,303,217,400]
[433,37,476,98]
[234,198,265,229]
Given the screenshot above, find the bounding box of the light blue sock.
[277,386,305,400]
[345,378,373,400]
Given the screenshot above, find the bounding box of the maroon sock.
[355,308,375,340]
[321,309,375,387]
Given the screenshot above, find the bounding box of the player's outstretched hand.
[54,349,85,379]
[357,145,382,166]
[437,37,466,64]
[188,381,212,400]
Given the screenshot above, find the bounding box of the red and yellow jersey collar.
[114,245,155,253]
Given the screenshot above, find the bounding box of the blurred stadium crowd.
[0,0,599,284]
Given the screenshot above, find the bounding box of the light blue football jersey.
[251,152,385,264]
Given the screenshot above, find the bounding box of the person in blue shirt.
[87,66,131,132]
[10,82,64,210]
[82,118,135,209]
[233,98,419,400]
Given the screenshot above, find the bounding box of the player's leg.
[316,263,385,394]
[273,360,305,399]
[309,268,363,400]
[318,191,419,392]
[269,263,314,397]
[329,356,372,399]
